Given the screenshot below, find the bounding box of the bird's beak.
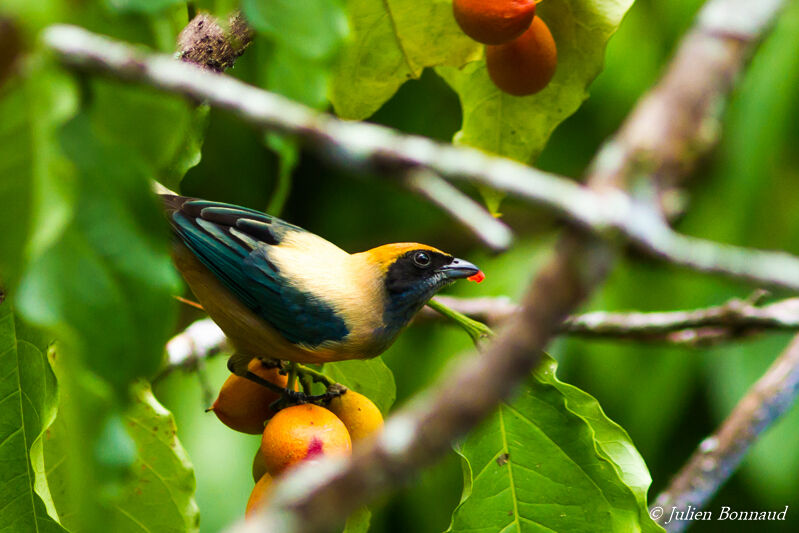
[437,258,482,281]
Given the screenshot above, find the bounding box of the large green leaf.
[449,354,661,533]
[18,112,180,393]
[324,357,396,415]
[0,63,76,288]
[44,381,200,533]
[88,80,206,192]
[437,0,636,163]
[0,78,34,286]
[16,99,182,530]
[243,0,348,61]
[330,0,481,119]
[0,298,65,533]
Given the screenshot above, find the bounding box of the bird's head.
[360,243,484,330]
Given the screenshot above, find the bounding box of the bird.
[161,194,484,373]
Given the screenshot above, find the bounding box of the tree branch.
[164,295,799,373]
[424,294,799,346]
[403,169,513,251]
[42,19,799,292]
[176,11,253,71]
[652,333,799,532]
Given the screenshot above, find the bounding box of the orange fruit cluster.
[209,363,384,518]
[453,0,557,96]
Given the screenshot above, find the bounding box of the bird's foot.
[269,382,347,411]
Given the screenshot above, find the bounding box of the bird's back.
[162,194,389,363]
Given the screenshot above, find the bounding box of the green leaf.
[0,298,66,532]
[330,0,481,119]
[262,44,330,110]
[104,0,187,14]
[449,353,662,533]
[0,63,77,287]
[242,0,349,61]
[324,358,396,415]
[265,134,300,216]
[88,80,206,191]
[44,381,200,532]
[18,112,180,393]
[342,506,371,533]
[0,78,34,286]
[437,0,636,163]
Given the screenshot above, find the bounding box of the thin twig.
[403,169,513,251]
[652,333,799,532]
[164,296,799,373]
[423,294,799,346]
[42,22,799,292]
[154,318,229,384]
[426,298,493,345]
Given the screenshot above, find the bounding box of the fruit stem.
[286,361,299,392]
[299,373,314,394]
[427,298,494,345]
[294,363,335,386]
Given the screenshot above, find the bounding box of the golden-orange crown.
[361,243,448,271]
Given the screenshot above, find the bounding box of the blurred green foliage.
[2,0,799,531]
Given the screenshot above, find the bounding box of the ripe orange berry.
[260,404,352,475]
[486,16,557,96]
[210,359,297,434]
[328,390,383,448]
[252,446,267,482]
[453,0,537,45]
[245,473,273,517]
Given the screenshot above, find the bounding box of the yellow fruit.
[245,473,273,517]
[453,0,537,45]
[260,404,351,475]
[486,16,557,96]
[328,390,384,447]
[210,359,297,435]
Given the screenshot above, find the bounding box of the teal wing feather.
[163,196,349,346]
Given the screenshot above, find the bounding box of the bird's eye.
[413,251,431,267]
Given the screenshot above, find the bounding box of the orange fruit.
[252,446,267,482]
[453,0,537,45]
[486,16,557,96]
[210,359,297,434]
[328,390,383,448]
[260,404,352,475]
[245,473,273,517]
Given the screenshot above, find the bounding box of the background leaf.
[88,80,206,192]
[324,358,396,415]
[44,380,200,533]
[329,0,481,119]
[0,298,65,532]
[19,112,180,392]
[0,61,76,288]
[342,507,371,533]
[448,353,661,533]
[243,0,348,61]
[437,0,636,163]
